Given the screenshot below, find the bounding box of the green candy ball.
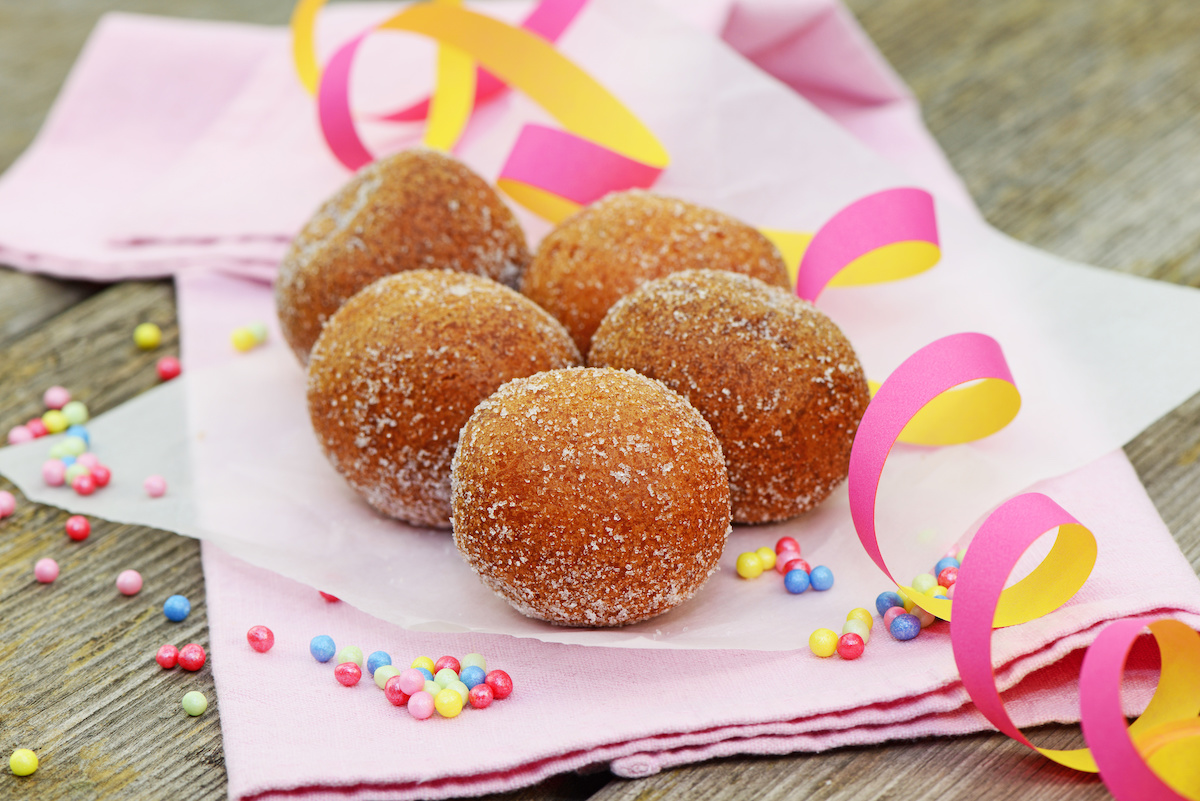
[182,691,208,716]
[335,645,363,668]
[61,401,89,426]
[373,664,402,690]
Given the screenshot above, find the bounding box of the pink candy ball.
[42,459,67,486]
[7,425,33,445]
[774,549,801,574]
[43,386,71,410]
[883,606,905,628]
[76,453,101,470]
[143,475,167,498]
[91,464,112,488]
[407,691,435,720]
[116,569,143,596]
[0,490,16,518]
[246,625,275,653]
[35,558,59,583]
[397,668,427,696]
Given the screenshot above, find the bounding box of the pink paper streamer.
[497,124,663,205]
[796,186,938,302]
[847,332,1015,580]
[378,0,588,122]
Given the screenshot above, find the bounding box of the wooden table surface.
[2,1,1199,799]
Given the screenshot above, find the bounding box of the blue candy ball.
[416,667,435,682]
[65,424,90,446]
[933,557,960,576]
[875,591,903,616]
[459,665,486,689]
[60,455,77,467]
[784,569,810,594]
[310,635,336,663]
[366,650,392,676]
[163,594,191,622]
[890,613,921,641]
[809,565,834,591]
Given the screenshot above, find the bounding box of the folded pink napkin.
[3,2,1198,799]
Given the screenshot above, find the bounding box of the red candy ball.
[468,683,494,709]
[246,625,275,653]
[318,591,340,602]
[72,474,96,496]
[156,356,182,381]
[178,643,206,671]
[334,662,362,687]
[26,418,48,438]
[156,643,179,669]
[434,655,461,675]
[775,536,800,555]
[484,669,513,700]
[937,567,958,588]
[837,633,865,660]
[90,465,112,488]
[384,675,411,706]
[774,551,800,574]
[65,515,91,541]
[784,557,811,574]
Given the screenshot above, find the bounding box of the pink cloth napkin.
[2,2,1197,799]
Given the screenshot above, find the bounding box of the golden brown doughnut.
[520,191,790,354]
[451,367,731,627]
[589,269,869,524]
[277,149,531,364]
[306,270,581,528]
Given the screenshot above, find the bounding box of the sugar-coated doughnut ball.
[590,270,869,524]
[307,270,582,528]
[452,367,731,627]
[277,149,532,363]
[521,191,790,354]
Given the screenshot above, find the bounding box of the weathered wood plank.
[0,268,101,350]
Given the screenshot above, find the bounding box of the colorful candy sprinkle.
[384,675,410,706]
[247,625,275,653]
[459,665,486,689]
[783,569,810,594]
[156,644,179,669]
[7,425,33,445]
[469,683,494,709]
[938,567,959,588]
[754,546,777,570]
[407,691,435,720]
[397,669,427,696]
[775,536,800,554]
[116,569,142,596]
[42,409,68,434]
[847,608,874,629]
[434,655,461,674]
[808,628,839,658]
[309,635,336,663]
[65,515,90,541]
[837,632,865,660]
[163,594,191,622]
[134,322,162,350]
[933,556,960,576]
[434,667,459,688]
[144,474,167,498]
[434,688,464,718]
[485,669,514,700]
[178,643,206,671]
[157,356,182,381]
[366,650,392,675]
[809,565,834,591]
[461,653,486,671]
[889,614,921,641]
[25,418,48,438]
[43,386,70,409]
[72,473,96,495]
[883,606,905,629]
[411,656,436,674]
[735,552,763,579]
[0,490,15,518]
[334,662,362,687]
[34,558,59,583]
[61,401,89,426]
[911,573,938,594]
[182,691,208,716]
[842,618,871,644]
[875,591,903,616]
[91,465,111,488]
[231,327,258,352]
[336,645,364,668]
[374,665,402,690]
[9,748,38,777]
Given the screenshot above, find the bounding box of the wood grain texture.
[2,0,1200,799]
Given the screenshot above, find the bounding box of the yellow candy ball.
[434,687,464,718]
[897,588,916,612]
[754,546,776,570]
[134,322,162,350]
[9,748,38,776]
[842,618,871,644]
[231,327,257,352]
[735,552,763,579]
[808,628,839,658]
[411,656,436,673]
[846,608,874,629]
[41,409,69,434]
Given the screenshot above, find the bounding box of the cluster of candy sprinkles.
[735,536,834,594]
[230,321,269,353]
[808,608,874,659]
[873,546,967,642]
[304,629,514,720]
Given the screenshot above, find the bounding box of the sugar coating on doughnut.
[451,367,731,627]
[589,270,869,524]
[520,190,790,354]
[277,149,531,364]
[307,270,581,528]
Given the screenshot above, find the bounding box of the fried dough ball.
[521,191,790,354]
[589,270,869,524]
[278,149,531,363]
[306,270,581,528]
[451,367,731,626]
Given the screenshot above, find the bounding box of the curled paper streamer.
[292,0,669,221]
